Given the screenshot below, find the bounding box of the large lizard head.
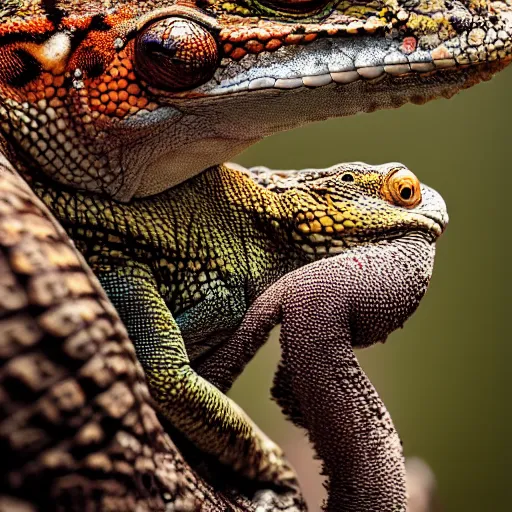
[0,0,511,200]
[253,162,448,259]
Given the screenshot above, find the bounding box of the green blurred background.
[229,68,512,511]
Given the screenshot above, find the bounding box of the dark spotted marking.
[42,0,67,26]
[78,47,107,78]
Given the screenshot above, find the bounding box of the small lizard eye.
[135,18,219,92]
[341,173,354,182]
[382,168,422,208]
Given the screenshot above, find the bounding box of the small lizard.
[32,160,448,510]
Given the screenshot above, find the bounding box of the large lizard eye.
[382,168,422,208]
[135,18,219,91]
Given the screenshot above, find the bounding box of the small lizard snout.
[417,184,449,237]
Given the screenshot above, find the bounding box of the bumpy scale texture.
[0,154,302,512]
[0,0,511,199]
[198,236,437,511]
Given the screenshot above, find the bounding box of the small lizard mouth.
[299,222,444,258]
[383,221,445,243]
[365,214,448,244]
[418,212,449,238]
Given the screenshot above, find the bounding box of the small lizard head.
[261,162,448,259]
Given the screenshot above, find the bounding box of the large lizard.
[1,0,512,199]
[0,0,508,509]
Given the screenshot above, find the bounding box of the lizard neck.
[205,165,298,238]
[347,233,437,348]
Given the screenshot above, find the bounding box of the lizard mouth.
[300,219,446,258]
[419,213,448,237]
[189,53,511,98]
[174,5,512,100]
[383,211,448,243]
[132,0,512,103]
[342,210,448,249]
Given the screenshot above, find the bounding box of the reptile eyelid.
[381,168,422,208]
[134,6,221,33]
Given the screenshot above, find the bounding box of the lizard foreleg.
[95,261,303,508]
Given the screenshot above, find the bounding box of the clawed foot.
[228,428,305,511]
[252,438,299,491]
[250,442,305,511]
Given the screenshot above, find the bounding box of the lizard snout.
[416,184,449,238]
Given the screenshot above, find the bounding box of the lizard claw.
[247,437,301,493]
[225,402,300,492]
[253,487,306,512]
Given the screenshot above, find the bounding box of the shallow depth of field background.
[229,68,511,511]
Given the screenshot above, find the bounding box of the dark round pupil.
[400,186,412,200]
[341,174,354,182]
[144,40,177,58]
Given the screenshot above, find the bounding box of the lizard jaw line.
[182,25,512,99]
[197,57,509,97]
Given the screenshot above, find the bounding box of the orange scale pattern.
[87,49,155,118]
[220,30,319,60]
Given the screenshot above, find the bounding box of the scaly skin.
[198,230,441,511]
[0,154,272,512]
[0,0,491,508]
[31,161,448,510]
[0,0,511,199]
